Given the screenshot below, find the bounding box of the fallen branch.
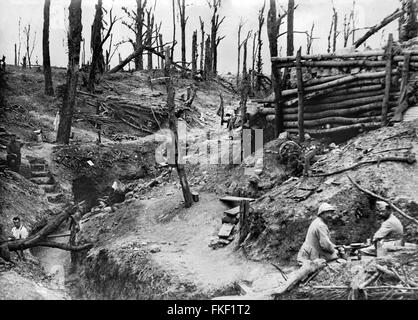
[347,175,418,225]
[310,156,416,178]
[36,241,93,252]
[108,43,189,74]
[6,201,93,252]
[354,8,402,48]
[359,272,380,290]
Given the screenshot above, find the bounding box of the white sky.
[0,0,400,74]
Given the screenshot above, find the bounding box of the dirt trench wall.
[74,246,239,300]
[52,140,162,209]
[243,184,380,262]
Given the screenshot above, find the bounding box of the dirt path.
[85,185,296,296]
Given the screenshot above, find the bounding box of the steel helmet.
[318,203,336,216]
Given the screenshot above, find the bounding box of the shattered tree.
[178,0,189,71]
[164,47,194,208]
[43,0,54,96]
[256,2,266,92]
[399,0,418,42]
[209,0,225,76]
[267,0,285,137]
[88,0,105,92]
[56,0,82,144]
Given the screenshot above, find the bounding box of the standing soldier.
[6,134,22,173]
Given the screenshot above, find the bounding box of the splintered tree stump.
[238,200,250,245]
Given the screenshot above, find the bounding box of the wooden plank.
[239,200,250,244]
[224,206,241,216]
[220,196,255,203]
[296,47,305,143]
[218,223,235,238]
[393,52,411,121]
[382,33,394,126]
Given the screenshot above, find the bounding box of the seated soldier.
[297,203,340,265]
[360,201,404,256]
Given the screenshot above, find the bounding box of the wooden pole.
[393,52,411,121]
[382,33,393,126]
[354,9,401,48]
[296,47,304,142]
[238,200,250,245]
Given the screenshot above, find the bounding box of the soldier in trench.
[360,201,404,256]
[6,134,22,173]
[297,203,343,265]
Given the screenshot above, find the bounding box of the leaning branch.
[108,43,189,73]
[310,156,416,177]
[347,175,418,225]
[354,8,402,48]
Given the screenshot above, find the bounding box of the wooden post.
[393,52,411,121]
[238,200,250,245]
[191,30,198,78]
[381,33,393,126]
[296,47,305,142]
[164,47,194,208]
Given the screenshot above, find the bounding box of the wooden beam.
[382,33,394,126]
[393,52,411,122]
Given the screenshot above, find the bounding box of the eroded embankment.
[242,121,418,262]
[74,245,240,300]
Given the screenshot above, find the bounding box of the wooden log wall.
[255,34,416,137]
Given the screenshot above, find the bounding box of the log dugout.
[264,49,405,135]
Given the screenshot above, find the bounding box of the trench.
[30,173,242,300]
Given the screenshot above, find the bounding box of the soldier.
[297,203,340,265]
[6,134,22,172]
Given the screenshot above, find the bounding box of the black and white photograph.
[1,0,418,306]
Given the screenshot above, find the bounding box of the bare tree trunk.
[252,32,257,94]
[237,19,243,86]
[146,10,154,70]
[204,35,212,80]
[209,0,225,76]
[327,15,334,53]
[400,0,418,42]
[191,30,198,78]
[88,0,105,92]
[159,33,164,69]
[199,17,205,72]
[57,0,82,145]
[171,0,176,58]
[267,0,284,137]
[178,0,188,70]
[256,2,266,92]
[332,6,338,52]
[18,18,22,67]
[287,0,294,57]
[43,0,54,96]
[241,39,250,128]
[135,0,146,70]
[164,47,193,208]
[14,44,17,66]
